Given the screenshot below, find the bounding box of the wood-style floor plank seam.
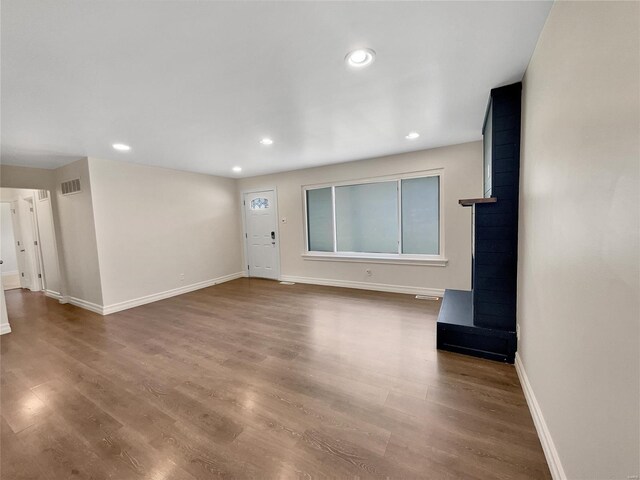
[1,278,550,479]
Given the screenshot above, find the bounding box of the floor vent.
[280,281,296,285]
[415,295,440,301]
[61,178,81,195]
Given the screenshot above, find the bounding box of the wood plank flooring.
[0,278,550,479]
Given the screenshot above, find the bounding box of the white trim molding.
[102,271,245,315]
[0,323,12,335]
[279,275,444,297]
[301,252,448,267]
[44,289,63,300]
[67,296,103,315]
[515,352,566,480]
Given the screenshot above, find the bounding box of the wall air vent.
[37,189,49,201]
[61,178,81,196]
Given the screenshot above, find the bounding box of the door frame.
[27,196,46,291]
[240,187,281,280]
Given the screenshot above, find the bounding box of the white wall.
[0,203,18,274]
[54,159,104,306]
[237,141,482,293]
[518,2,639,479]
[0,165,57,191]
[88,157,243,310]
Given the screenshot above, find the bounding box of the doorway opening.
[0,202,20,290]
[0,188,61,296]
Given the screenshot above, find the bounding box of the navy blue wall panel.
[437,82,521,364]
[473,83,521,331]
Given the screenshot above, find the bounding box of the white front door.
[244,190,279,280]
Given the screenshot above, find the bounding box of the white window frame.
[302,170,447,267]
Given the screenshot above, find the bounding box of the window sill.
[301,253,448,267]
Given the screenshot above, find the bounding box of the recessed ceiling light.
[112,143,131,151]
[232,166,242,173]
[405,132,420,140]
[345,48,376,68]
[259,138,273,145]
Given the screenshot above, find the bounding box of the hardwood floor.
[0,278,550,479]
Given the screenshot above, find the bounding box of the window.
[250,197,270,210]
[306,188,333,251]
[401,176,439,255]
[335,182,398,254]
[304,173,444,265]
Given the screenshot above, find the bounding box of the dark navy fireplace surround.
[436,82,521,363]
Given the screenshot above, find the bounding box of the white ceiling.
[1,1,552,178]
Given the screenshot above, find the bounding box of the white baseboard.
[279,275,445,297]
[101,271,245,315]
[0,322,12,335]
[45,289,62,300]
[67,296,104,315]
[515,352,566,480]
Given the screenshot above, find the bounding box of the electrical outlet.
[179,273,185,282]
[365,269,372,277]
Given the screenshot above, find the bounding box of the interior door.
[244,190,279,280]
